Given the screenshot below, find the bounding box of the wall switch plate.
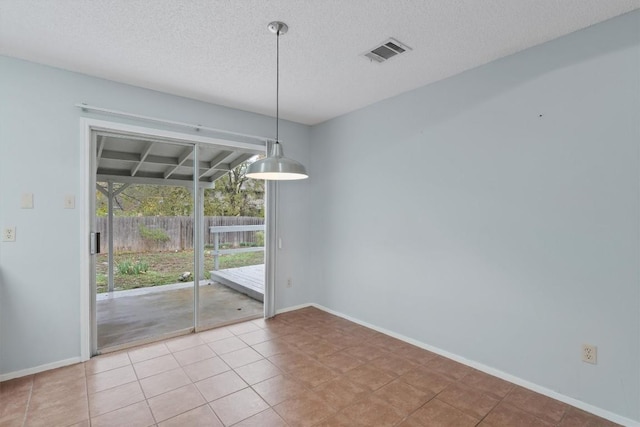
[64,194,75,209]
[3,227,16,242]
[21,193,33,209]
[582,344,597,364]
[286,278,292,288]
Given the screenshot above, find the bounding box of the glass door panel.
[94,136,195,351]
[197,150,265,330]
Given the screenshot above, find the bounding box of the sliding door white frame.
[79,118,269,360]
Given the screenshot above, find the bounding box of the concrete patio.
[97,280,263,350]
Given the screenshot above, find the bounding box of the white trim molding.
[79,118,92,362]
[0,357,82,382]
[275,303,315,315]
[76,103,269,145]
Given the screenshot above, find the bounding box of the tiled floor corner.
[0,307,621,426]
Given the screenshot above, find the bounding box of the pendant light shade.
[246,141,308,180]
[246,21,308,181]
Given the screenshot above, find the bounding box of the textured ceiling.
[1,1,638,125]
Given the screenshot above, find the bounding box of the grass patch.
[96,250,264,293]
[116,259,149,275]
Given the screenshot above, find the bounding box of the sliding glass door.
[89,128,267,355]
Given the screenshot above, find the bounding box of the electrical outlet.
[286,278,292,288]
[582,344,597,364]
[3,227,16,242]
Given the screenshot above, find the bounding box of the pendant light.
[246,21,309,180]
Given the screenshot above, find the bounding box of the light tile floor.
[0,307,620,426]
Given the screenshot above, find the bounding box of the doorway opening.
[87,123,268,354]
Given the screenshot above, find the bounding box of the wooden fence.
[96,216,264,252]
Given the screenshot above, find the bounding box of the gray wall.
[309,11,639,422]
[0,56,312,375]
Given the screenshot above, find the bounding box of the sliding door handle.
[90,232,101,255]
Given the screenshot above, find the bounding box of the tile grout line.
[136,352,159,427]
[144,398,158,426]
[83,367,91,427]
[20,377,34,427]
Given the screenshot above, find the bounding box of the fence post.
[213,232,220,271]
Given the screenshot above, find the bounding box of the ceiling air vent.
[363,38,411,63]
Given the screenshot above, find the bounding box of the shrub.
[116,259,149,275]
[255,231,265,247]
[138,224,170,244]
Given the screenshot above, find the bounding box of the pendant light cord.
[276,28,280,143]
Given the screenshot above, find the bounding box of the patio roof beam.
[100,149,241,175]
[96,183,108,197]
[164,147,193,179]
[208,169,230,183]
[206,154,254,183]
[230,154,254,169]
[97,173,215,188]
[101,150,178,166]
[96,130,189,147]
[101,149,208,169]
[112,183,130,196]
[96,182,129,195]
[131,142,154,177]
[199,151,233,178]
[101,171,207,183]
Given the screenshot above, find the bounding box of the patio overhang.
[96,131,261,188]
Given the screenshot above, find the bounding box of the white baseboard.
[275,303,314,315]
[278,302,638,427]
[0,357,82,382]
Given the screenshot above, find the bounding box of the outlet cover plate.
[582,344,597,364]
[3,227,16,242]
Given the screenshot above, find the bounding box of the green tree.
[96,185,193,217]
[96,162,264,217]
[205,162,264,217]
